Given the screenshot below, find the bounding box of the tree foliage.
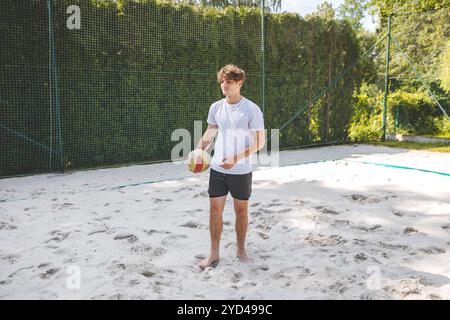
[169,0,282,11]
[440,40,450,92]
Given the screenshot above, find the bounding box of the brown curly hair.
[217,64,246,83]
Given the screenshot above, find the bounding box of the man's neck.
[226,94,242,105]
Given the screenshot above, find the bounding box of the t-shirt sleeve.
[207,103,217,125]
[249,106,265,131]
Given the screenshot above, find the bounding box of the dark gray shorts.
[208,168,252,200]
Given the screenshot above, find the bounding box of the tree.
[170,0,282,11]
[370,0,450,81]
[314,1,336,20]
[338,0,370,31]
[370,0,449,15]
[440,40,450,92]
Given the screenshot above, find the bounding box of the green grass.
[369,140,450,153]
[423,132,450,139]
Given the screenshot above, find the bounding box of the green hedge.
[349,83,449,142]
[1,0,361,177]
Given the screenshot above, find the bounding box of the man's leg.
[199,195,227,269]
[233,198,252,263]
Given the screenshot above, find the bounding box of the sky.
[279,0,378,32]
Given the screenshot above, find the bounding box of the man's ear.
[238,80,244,87]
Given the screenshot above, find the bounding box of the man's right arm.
[196,124,218,151]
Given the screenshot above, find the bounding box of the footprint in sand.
[194,254,206,261]
[250,202,260,207]
[329,253,349,266]
[93,216,112,221]
[293,199,309,205]
[184,209,204,214]
[346,193,384,205]
[161,234,188,246]
[52,202,75,210]
[173,186,194,193]
[251,265,269,272]
[193,191,209,198]
[329,280,351,294]
[250,211,262,217]
[404,227,419,235]
[354,253,369,261]
[152,198,173,204]
[383,279,422,299]
[141,271,156,278]
[130,244,166,257]
[392,210,405,217]
[314,206,340,215]
[31,190,46,197]
[277,208,294,214]
[256,231,270,240]
[128,279,141,286]
[0,222,17,231]
[331,220,350,227]
[0,278,12,285]
[255,223,271,232]
[8,266,33,278]
[296,266,312,278]
[46,230,70,243]
[40,267,60,279]
[380,252,390,259]
[87,229,108,236]
[354,224,382,232]
[272,271,288,280]
[303,233,347,246]
[38,262,51,268]
[0,254,21,264]
[180,221,203,229]
[352,238,366,246]
[378,241,411,252]
[267,203,282,207]
[143,229,170,236]
[113,233,138,243]
[418,247,446,255]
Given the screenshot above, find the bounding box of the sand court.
[0,144,449,299]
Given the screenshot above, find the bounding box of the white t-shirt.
[207,97,265,175]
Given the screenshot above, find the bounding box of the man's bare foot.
[237,251,253,263]
[199,255,220,270]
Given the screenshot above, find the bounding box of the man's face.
[220,79,243,96]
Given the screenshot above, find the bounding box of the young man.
[194,64,265,269]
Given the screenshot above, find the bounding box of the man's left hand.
[220,155,237,170]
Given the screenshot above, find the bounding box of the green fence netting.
[1,0,363,177]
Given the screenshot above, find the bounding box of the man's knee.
[235,207,248,218]
[210,200,224,216]
[210,207,223,216]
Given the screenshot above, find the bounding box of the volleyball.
[187,149,210,173]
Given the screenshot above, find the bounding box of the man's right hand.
[190,149,203,165]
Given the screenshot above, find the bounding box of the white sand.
[0,144,449,300]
